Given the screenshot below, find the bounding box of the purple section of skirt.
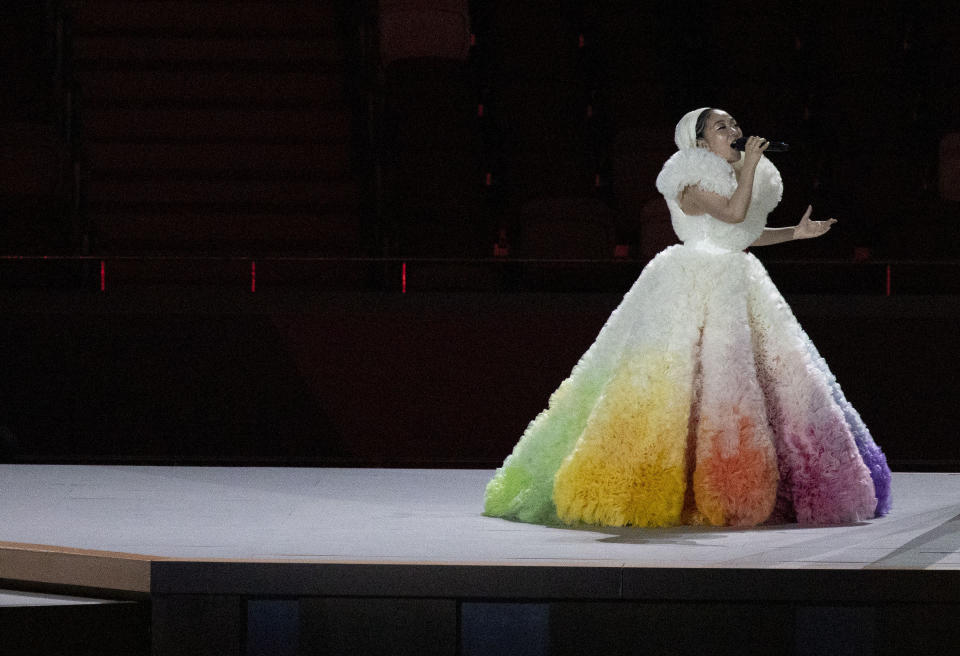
[806,341,892,516]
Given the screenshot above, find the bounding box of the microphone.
[731,137,789,152]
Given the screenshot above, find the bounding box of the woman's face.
[698,110,742,163]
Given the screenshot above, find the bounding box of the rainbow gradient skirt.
[484,244,891,527]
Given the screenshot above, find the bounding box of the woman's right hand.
[742,135,769,168]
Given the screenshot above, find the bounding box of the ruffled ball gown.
[484,147,892,527]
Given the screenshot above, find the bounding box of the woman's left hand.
[793,205,837,240]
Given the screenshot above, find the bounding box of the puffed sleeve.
[655,148,738,202]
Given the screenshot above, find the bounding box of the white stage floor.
[2,466,960,597]
[5,466,960,655]
[2,466,959,566]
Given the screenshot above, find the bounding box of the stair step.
[0,590,122,607]
[74,35,345,64]
[0,591,149,656]
[83,108,351,141]
[76,69,344,105]
[0,123,63,195]
[86,141,350,173]
[90,211,362,251]
[86,176,358,207]
[74,1,341,36]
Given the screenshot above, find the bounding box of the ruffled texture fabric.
[655,148,782,253]
[484,149,891,528]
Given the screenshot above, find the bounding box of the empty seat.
[74,2,341,34]
[940,132,960,202]
[379,0,471,66]
[518,197,615,259]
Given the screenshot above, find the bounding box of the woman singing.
[484,107,891,527]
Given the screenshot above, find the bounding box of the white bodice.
[655,147,783,254]
[665,198,766,253]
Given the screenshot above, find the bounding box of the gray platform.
[1,466,959,597]
[3,466,960,655]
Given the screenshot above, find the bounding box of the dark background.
[1,1,958,468]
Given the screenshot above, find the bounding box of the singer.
[484,107,891,528]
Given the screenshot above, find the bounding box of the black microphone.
[731,137,789,152]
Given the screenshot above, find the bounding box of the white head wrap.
[674,107,712,150]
